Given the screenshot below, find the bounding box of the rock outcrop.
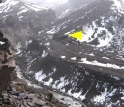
[0,31,15,94]
[0,71,68,107]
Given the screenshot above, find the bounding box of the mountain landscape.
[0,0,56,46]
[1,0,124,107]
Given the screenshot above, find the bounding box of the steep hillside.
[16,0,124,106]
[0,0,123,106]
[0,0,56,46]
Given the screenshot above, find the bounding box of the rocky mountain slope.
[1,0,124,106]
[0,71,68,107]
[0,0,56,46]
[15,0,124,106]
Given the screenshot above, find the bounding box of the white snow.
[42,50,48,58]
[64,29,75,35]
[71,57,77,60]
[110,0,124,14]
[46,27,57,34]
[0,41,5,45]
[25,40,32,45]
[82,21,114,47]
[93,88,108,104]
[44,78,53,86]
[52,67,57,72]
[60,9,70,18]
[57,77,66,88]
[35,70,47,81]
[102,57,110,60]
[89,53,94,56]
[0,0,19,13]
[25,3,45,11]
[61,55,66,59]
[92,88,117,105]
[16,65,82,107]
[45,43,50,46]
[79,58,124,69]
[17,9,28,15]
[0,0,46,14]
[16,42,22,55]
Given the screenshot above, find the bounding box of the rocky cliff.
[0,31,15,94]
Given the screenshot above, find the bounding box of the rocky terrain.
[0,0,56,46]
[1,0,124,107]
[0,71,68,107]
[0,31,15,94]
[0,31,70,107]
[15,0,124,106]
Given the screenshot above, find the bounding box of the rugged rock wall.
[0,31,15,94]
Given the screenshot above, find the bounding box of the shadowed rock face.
[0,31,15,94]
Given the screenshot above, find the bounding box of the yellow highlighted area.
[69,31,83,40]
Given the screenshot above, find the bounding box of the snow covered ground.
[0,0,46,14]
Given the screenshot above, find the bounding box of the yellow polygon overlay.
[69,31,83,40]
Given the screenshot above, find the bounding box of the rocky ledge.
[0,31,15,94]
[0,71,68,107]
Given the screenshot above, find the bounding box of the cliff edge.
[0,31,15,94]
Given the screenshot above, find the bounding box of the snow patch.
[79,58,124,69]
[61,55,66,59]
[35,70,47,81]
[71,57,77,60]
